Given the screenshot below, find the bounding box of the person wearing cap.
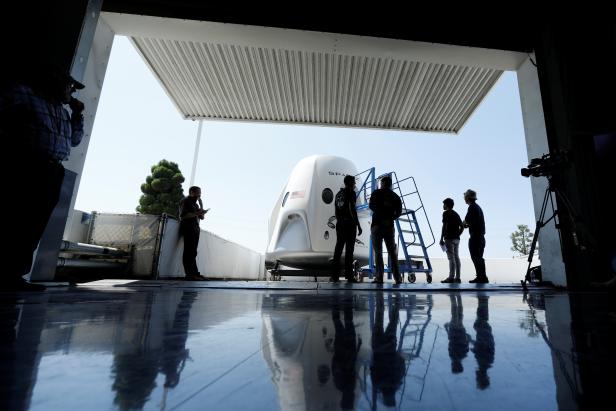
[369,175,403,284]
[440,198,464,283]
[331,175,362,283]
[0,66,85,291]
[462,189,489,283]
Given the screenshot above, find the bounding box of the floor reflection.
[111,291,197,410]
[0,286,614,410]
[261,292,438,410]
[370,292,405,408]
[445,294,468,374]
[331,296,360,410]
[471,294,495,390]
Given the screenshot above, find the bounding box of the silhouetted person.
[0,65,85,291]
[471,294,494,389]
[445,294,469,374]
[440,198,464,283]
[369,175,403,284]
[331,297,361,410]
[161,291,197,388]
[371,292,406,407]
[179,186,208,280]
[463,189,489,283]
[331,175,362,283]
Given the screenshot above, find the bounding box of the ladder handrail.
[392,172,434,277]
[358,168,434,280]
[390,172,435,248]
[392,173,416,270]
[355,167,375,205]
[408,176,436,248]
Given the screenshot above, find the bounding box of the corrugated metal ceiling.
[132,37,502,132]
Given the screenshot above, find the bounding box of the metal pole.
[190,120,203,186]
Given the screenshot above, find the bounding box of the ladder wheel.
[353,260,362,282]
[427,274,432,284]
[408,273,416,283]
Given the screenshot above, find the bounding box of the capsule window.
[282,192,290,207]
[322,188,334,204]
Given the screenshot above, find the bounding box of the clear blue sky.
[75,36,535,259]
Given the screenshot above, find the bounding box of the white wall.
[63,210,91,243]
[430,257,529,283]
[516,56,567,286]
[157,218,264,280]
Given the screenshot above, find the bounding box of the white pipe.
[60,240,124,256]
[189,119,203,186]
[57,258,125,269]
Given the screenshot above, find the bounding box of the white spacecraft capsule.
[266,155,371,270]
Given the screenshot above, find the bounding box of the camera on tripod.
[521,151,568,178]
[519,149,580,289]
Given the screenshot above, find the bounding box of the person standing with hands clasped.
[440,198,464,283]
[463,189,489,284]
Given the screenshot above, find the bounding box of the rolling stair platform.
[355,168,435,283]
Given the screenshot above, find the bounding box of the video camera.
[521,151,569,178]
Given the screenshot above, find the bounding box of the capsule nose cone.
[274,214,309,252]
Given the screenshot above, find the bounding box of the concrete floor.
[1,281,614,410]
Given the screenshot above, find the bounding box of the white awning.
[104,12,526,133]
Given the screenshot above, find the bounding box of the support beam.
[190,120,204,187]
[534,21,616,286]
[516,56,566,286]
[30,8,114,281]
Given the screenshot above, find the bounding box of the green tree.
[510,224,534,256]
[137,160,185,217]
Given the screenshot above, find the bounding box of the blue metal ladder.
[355,168,435,283]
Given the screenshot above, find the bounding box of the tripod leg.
[524,188,551,285]
[553,188,584,249]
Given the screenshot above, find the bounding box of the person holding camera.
[462,189,489,283]
[0,64,85,291]
[179,186,208,280]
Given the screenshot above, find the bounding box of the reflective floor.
[1,285,614,410]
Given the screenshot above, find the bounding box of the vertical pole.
[190,120,203,186]
[368,168,376,277]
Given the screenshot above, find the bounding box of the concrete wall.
[516,56,567,286]
[63,210,92,243]
[157,218,265,280]
[430,257,529,283]
[278,258,528,283]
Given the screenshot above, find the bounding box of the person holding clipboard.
[178,186,209,280]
